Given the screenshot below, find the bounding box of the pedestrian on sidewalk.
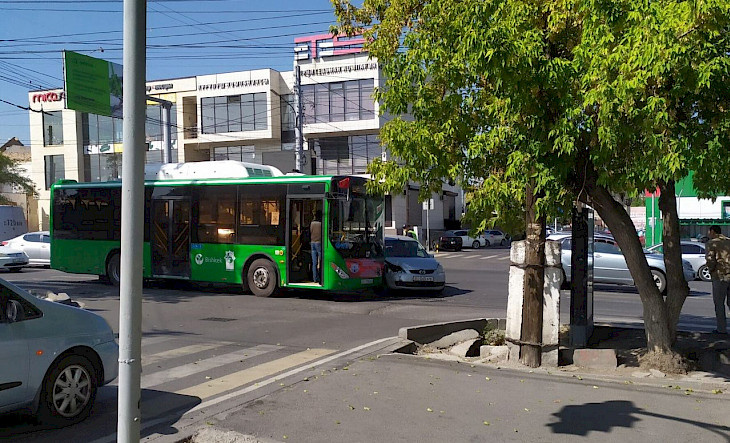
[705,224,730,334]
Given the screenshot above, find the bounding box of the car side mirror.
[6,300,24,323]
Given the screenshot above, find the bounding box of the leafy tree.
[0,152,36,205]
[333,0,730,368]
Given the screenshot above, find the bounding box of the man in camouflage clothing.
[705,225,730,334]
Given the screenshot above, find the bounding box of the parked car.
[384,235,445,293]
[647,241,710,282]
[0,246,29,272]
[2,231,50,267]
[483,229,509,247]
[549,233,695,293]
[438,231,463,251]
[0,278,118,425]
[452,230,486,249]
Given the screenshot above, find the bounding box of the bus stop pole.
[118,0,146,441]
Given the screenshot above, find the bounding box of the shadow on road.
[547,400,730,440]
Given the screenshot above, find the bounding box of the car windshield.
[385,239,429,258]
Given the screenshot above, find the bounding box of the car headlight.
[436,264,444,273]
[385,262,404,273]
[330,263,350,279]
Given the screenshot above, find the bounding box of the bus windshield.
[329,185,384,259]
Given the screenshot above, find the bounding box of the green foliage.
[0,153,36,205]
[335,0,730,229]
[482,323,506,346]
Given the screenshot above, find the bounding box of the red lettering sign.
[32,91,64,103]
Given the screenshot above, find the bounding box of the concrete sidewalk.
[175,346,730,443]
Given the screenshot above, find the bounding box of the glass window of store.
[44,155,65,189]
[200,93,268,134]
[43,111,64,146]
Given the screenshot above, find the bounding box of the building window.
[210,146,257,163]
[310,134,382,175]
[200,92,267,134]
[280,94,295,150]
[43,111,64,146]
[302,79,375,124]
[44,154,65,189]
[84,153,123,182]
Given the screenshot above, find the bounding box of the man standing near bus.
[310,210,323,284]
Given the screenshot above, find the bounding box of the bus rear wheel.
[247,259,278,297]
[106,253,120,286]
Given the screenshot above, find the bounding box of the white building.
[27,33,462,237]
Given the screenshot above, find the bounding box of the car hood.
[385,256,441,271]
[27,294,116,345]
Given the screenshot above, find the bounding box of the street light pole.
[118,0,146,441]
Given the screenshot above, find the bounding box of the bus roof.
[50,174,368,189]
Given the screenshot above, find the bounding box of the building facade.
[27,33,462,237]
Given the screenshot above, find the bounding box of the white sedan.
[2,231,50,267]
[647,241,710,281]
[452,230,487,249]
[0,246,29,272]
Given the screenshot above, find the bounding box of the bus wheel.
[106,253,121,286]
[247,259,278,297]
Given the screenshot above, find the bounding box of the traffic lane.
[2,268,504,351]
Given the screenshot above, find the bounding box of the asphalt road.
[0,246,719,441]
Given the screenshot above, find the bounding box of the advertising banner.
[63,51,123,118]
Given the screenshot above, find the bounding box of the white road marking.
[498,255,511,261]
[176,348,336,399]
[143,343,227,366]
[480,255,498,260]
[140,344,281,389]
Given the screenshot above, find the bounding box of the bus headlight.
[330,263,350,279]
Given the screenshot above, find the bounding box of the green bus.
[50,172,384,296]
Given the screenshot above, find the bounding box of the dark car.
[439,231,463,251]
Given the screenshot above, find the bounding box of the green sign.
[63,51,123,118]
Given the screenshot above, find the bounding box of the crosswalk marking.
[448,254,464,258]
[140,344,282,389]
[143,343,227,366]
[176,348,335,399]
[480,255,498,260]
[498,255,511,261]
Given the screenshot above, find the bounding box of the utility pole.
[118,0,146,441]
[294,65,304,172]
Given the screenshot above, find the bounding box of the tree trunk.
[658,180,690,342]
[587,184,673,354]
[520,179,546,367]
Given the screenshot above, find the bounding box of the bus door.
[286,197,323,285]
[151,197,191,278]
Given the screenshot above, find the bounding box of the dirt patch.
[582,325,729,374]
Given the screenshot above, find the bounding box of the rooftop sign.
[294,33,366,61]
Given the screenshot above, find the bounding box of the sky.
[0,0,346,145]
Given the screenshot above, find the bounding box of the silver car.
[549,233,695,293]
[647,241,710,282]
[0,278,118,425]
[384,235,446,293]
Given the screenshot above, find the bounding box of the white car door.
[39,233,51,263]
[18,233,43,263]
[0,292,30,409]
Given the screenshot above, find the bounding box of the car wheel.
[472,240,480,249]
[247,258,279,297]
[106,253,120,286]
[500,239,507,246]
[651,269,667,293]
[698,265,712,282]
[37,354,97,426]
